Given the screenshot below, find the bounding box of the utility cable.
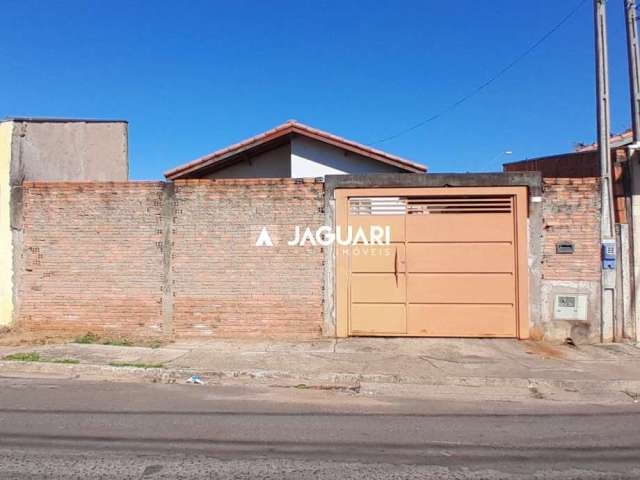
[371,0,589,145]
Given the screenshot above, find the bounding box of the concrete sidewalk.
[1,338,639,404]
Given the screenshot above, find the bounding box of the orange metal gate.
[335,187,529,338]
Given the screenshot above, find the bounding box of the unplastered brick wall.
[542,177,600,281]
[17,182,166,336]
[14,179,325,338]
[171,179,324,337]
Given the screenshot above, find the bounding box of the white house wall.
[290,136,404,178]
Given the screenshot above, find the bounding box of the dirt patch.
[0,329,171,349]
[0,330,71,347]
[528,326,545,341]
[522,341,568,360]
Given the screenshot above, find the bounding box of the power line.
[371,0,589,145]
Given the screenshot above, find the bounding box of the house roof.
[164,120,427,179]
[575,129,633,152]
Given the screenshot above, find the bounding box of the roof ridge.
[164,121,426,179]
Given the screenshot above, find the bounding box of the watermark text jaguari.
[255,225,391,247]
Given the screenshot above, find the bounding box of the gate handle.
[394,248,399,286]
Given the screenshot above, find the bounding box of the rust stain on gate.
[335,187,529,339]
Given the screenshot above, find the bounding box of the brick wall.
[15,179,325,338]
[171,179,324,337]
[18,182,166,336]
[542,177,600,281]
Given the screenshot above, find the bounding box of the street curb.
[1,360,640,396]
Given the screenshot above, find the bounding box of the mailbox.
[556,242,575,254]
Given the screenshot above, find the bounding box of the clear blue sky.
[1,0,633,179]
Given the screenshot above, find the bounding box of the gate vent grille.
[407,196,512,214]
[350,197,407,215]
[350,196,512,215]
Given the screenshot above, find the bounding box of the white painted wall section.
[290,136,404,178]
[0,122,14,326]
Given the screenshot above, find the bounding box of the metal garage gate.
[335,187,529,338]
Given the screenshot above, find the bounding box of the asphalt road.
[0,378,639,479]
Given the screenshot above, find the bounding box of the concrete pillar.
[630,151,640,343]
[618,223,634,340]
[160,183,175,336]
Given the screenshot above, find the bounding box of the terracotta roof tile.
[165,121,426,179]
[575,129,632,151]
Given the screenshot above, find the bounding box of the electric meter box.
[601,239,616,269]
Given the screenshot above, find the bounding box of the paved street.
[0,378,639,479]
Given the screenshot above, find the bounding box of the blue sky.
[1,0,632,179]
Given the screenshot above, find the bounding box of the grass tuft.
[74,332,100,344]
[3,352,41,362]
[73,332,148,348]
[109,361,165,369]
[49,358,80,364]
[2,352,82,364]
[102,338,133,347]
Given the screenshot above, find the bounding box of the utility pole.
[625,0,640,343]
[626,0,640,141]
[594,0,616,342]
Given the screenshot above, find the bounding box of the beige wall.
[0,122,13,326]
[9,120,128,184]
[204,144,290,179]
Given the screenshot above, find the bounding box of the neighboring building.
[504,130,630,224]
[164,120,426,180]
[503,132,634,343]
[575,129,633,152]
[1,118,129,183]
[0,118,128,327]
